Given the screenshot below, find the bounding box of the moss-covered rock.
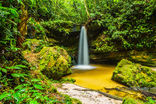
[38,46,72,80]
[112,59,156,87]
[23,39,48,53]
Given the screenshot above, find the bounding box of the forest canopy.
[0,0,156,55]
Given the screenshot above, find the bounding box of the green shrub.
[23,39,48,53]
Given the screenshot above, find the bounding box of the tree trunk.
[17,5,29,48]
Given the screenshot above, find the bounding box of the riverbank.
[57,83,122,104]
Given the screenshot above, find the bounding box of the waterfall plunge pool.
[66,64,143,99]
[72,65,96,70]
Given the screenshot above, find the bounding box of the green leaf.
[9,8,19,17]
[0,92,10,100]
[33,84,44,90]
[15,84,24,90]
[0,72,2,77]
[0,67,7,73]
[30,100,39,104]
[11,73,27,78]
[31,79,41,82]
[17,88,27,92]
[15,65,27,68]
[6,66,21,70]
[13,92,20,103]
[6,65,27,70]
[17,0,23,4]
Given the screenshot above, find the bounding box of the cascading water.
[78,26,89,65]
[72,26,95,70]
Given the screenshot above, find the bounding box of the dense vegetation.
[0,0,156,103]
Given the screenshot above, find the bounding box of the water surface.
[66,64,142,98]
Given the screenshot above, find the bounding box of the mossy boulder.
[23,39,48,53]
[38,46,72,80]
[112,59,156,87]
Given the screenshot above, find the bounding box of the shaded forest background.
[1,0,156,56]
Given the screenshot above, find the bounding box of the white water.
[78,26,89,65]
[73,26,95,70]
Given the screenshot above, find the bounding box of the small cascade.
[72,26,95,70]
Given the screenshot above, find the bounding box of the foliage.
[122,97,156,104]
[41,20,74,35]
[91,0,156,52]
[92,35,118,53]
[0,64,28,90]
[112,59,156,87]
[0,79,59,104]
[27,17,46,39]
[0,1,20,63]
[122,98,144,104]
[23,39,48,53]
[0,64,79,104]
[24,0,87,23]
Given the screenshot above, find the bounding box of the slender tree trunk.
[84,0,90,19]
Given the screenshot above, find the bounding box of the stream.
[66,64,143,99]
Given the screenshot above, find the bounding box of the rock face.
[38,46,72,80]
[112,59,156,87]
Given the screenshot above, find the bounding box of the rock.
[112,59,156,87]
[38,46,72,80]
[22,39,72,80]
[57,83,122,104]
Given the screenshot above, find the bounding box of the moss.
[63,95,82,104]
[112,59,156,87]
[71,98,82,104]
[23,39,48,53]
[91,35,118,53]
[129,51,156,67]
[38,46,72,80]
[122,98,144,104]
[122,97,156,104]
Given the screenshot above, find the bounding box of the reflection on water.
[66,64,143,98]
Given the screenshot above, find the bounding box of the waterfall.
[72,26,95,70]
[78,26,89,65]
